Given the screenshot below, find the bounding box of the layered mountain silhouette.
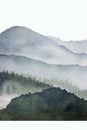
[0,26,87,120]
[50,36,87,54]
[0,26,87,65]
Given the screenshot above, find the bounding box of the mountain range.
[0,26,87,117]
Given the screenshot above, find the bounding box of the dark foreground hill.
[0,87,87,120]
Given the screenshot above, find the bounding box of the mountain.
[0,26,87,65]
[1,87,87,120]
[64,40,87,54]
[0,54,87,99]
[0,26,87,120]
[50,36,87,54]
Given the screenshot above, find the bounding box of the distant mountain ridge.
[50,36,87,54]
[0,26,87,66]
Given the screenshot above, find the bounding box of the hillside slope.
[1,87,87,120]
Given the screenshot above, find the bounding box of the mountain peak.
[2,26,34,32]
[0,26,37,39]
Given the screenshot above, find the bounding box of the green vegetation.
[0,71,87,120]
[0,87,87,120]
[0,71,51,95]
[43,78,87,100]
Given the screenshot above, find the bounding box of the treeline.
[0,71,52,89]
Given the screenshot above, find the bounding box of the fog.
[0,55,87,90]
[0,94,18,109]
[0,79,49,109]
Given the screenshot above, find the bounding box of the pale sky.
[0,0,87,41]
